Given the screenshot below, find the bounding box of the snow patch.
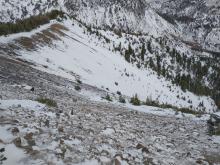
[0,100,45,110]
[0,144,26,165]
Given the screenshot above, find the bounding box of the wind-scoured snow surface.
[0,19,216,112]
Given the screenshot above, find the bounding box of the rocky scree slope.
[0,55,220,165]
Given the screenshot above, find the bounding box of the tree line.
[0,10,64,36]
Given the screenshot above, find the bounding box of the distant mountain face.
[0,0,59,22]
[64,0,220,52]
[1,0,219,52]
[63,0,178,37]
[148,0,220,52]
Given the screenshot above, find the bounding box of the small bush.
[145,97,160,107]
[145,97,201,115]
[105,94,112,102]
[178,108,201,115]
[216,130,220,136]
[116,91,121,95]
[119,96,126,103]
[130,94,140,106]
[76,79,82,84]
[75,85,81,91]
[47,10,64,20]
[36,98,57,107]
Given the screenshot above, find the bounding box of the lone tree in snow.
[141,43,146,61]
[0,148,7,164]
[130,94,141,106]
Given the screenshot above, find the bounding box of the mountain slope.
[0,55,219,164]
[0,1,220,164]
[0,17,216,112]
[0,0,219,111]
[148,0,220,52]
[1,0,219,53]
[63,0,178,37]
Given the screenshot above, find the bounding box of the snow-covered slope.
[0,18,216,112]
[0,0,219,112]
